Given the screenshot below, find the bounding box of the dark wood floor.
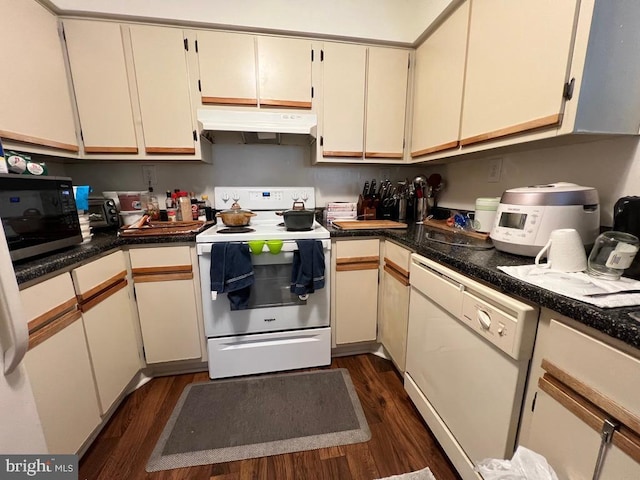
[79,354,461,480]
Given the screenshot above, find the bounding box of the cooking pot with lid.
[276,201,315,230]
[216,202,256,227]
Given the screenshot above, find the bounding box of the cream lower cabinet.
[72,251,141,415]
[332,239,379,345]
[129,246,203,364]
[21,273,101,454]
[378,241,411,372]
[0,0,78,154]
[521,310,640,478]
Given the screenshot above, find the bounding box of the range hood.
[197,109,317,144]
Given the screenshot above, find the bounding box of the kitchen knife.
[369,179,377,197]
[362,181,370,197]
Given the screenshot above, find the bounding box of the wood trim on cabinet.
[131,265,192,276]
[84,146,139,154]
[384,258,409,279]
[542,359,640,438]
[27,297,77,334]
[336,256,380,272]
[411,140,459,158]
[322,151,364,158]
[133,272,193,283]
[76,271,127,303]
[259,99,312,109]
[460,114,562,146]
[0,129,79,152]
[79,279,128,313]
[201,96,258,106]
[384,264,410,286]
[539,374,640,464]
[28,309,82,350]
[144,147,196,154]
[365,152,403,159]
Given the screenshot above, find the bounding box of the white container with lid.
[474,197,500,233]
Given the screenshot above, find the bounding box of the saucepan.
[216,202,256,227]
[276,201,315,230]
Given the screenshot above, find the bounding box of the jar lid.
[475,197,500,210]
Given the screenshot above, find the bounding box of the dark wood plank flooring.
[79,354,461,480]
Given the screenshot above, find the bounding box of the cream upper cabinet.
[63,20,138,154]
[411,1,469,159]
[320,43,409,162]
[321,43,367,159]
[0,0,78,154]
[196,32,312,108]
[196,31,258,106]
[365,47,409,160]
[129,25,196,154]
[257,36,312,108]
[332,239,379,345]
[460,0,579,146]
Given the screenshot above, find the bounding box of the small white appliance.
[490,182,600,256]
[196,187,331,379]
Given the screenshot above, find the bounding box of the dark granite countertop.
[14,220,640,351]
[329,222,640,351]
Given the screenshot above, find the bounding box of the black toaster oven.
[88,196,119,230]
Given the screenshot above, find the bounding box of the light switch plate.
[487,158,502,183]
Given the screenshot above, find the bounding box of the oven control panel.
[214,187,316,209]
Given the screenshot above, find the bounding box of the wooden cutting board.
[119,220,210,236]
[421,218,490,240]
[332,220,408,230]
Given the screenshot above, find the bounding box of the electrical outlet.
[487,158,502,183]
[142,165,157,187]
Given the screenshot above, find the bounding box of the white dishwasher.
[404,254,539,480]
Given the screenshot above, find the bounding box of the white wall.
[47,0,456,44]
[435,136,640,227]
[63,144,432,208]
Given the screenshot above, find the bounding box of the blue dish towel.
[290,240,325,295]
[210,243,254,310]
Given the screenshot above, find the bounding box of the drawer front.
[546,320,640,423]
[384,240,411,272]
[20,273,76,324]
[335,238,380,259]
[72,251,127,296]
[410,260,462,318]
[129,245,192,268]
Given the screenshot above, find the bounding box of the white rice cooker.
[490,182,600,257]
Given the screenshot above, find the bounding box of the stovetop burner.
[277,222,312,231]
[217,227,255,234]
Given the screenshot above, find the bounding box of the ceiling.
[44,0,456,45]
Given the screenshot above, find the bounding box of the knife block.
[357,194,377,220]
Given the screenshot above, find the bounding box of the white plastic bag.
[475,446,559,480]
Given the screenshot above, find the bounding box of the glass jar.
[586,231,640,280]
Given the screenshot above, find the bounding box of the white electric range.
[196,187,331,379]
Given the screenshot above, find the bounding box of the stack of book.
[325,202,358,224]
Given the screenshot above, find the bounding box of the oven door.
[197,239,331,337]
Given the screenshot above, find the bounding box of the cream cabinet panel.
[257,36,312,108]
[365,47,409,159]
[24,319,100,454]
[63,20,138,153]
[379,241,411,371]
[71,250,127,298]
[322,43,366,158]
[130,245,202,364]
[196,31,257,106]
[81,286,140,414]
[0,0,78,153]
[411,1,469,158]
[129,25,195,154]
[134,279,202,363]
[333,239,379,345]
[460,0,578,145]
[20,273,76,325]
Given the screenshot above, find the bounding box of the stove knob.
[291,192,299,201]
[221,192,230,203]
[300,191,309,202]
[232,192,240,202]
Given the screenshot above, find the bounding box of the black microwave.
[0,174,82,261]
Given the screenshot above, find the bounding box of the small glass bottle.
[165,190,174,209]
[202,194,214,222]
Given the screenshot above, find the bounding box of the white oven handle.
[197,239,331,255]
